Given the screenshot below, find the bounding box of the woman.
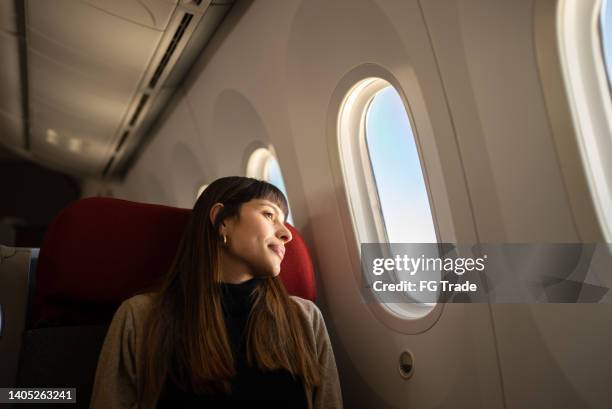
[90,176,343,408]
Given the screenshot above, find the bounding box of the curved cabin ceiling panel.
[26,26,151,92]
[26,0,169,71]
[30,122,109,175]
[81,0,178,31]
[0,0,232,176]
[28,52,137,134]
[31,102,113,148]
[26,0,171,172]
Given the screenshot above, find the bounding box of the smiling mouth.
[268,244,285,260]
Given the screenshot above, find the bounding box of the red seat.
[32,197,317,326]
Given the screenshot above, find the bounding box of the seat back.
[0,246,38,388]
[16,197,316,408]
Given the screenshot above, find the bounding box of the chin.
[265,260,282,277]
[253,264,280,278]
[263,266,281,277]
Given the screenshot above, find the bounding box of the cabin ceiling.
[0,0,233,179]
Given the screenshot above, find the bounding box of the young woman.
[90,176,343,408]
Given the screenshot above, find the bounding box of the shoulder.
[121,292,155,314]
[289,295,319,314]
[289,295,324,328]
[108,293,155,334]
[114,293,154,317]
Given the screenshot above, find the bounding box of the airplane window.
[598,1,612,240]
[266,155,294,225]
[337,77,439,318]
[555,0,612,242]
[196,184,208,199]
[365,86,437,243]
[246,148,294,225]
[555,0,612,241]
[602,0,612,84]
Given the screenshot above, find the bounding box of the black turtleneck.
[156,278,308,409]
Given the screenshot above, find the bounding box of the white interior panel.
[28,52,132,134]
[492,304,612,409]
[24,0,173,175]
[420,0,578,243]
[30,102,112,148]
[78,0,611,408]
[82,0,178,30]
[26,27,151,93]
[27,0,165,73]
[171,141,206,208]
[116,92,203,206]
[30,124,108,174]
[419,1,612,408]
[0,0,228,176]
[107,1,505,408]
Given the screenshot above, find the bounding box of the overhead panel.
[81,0,177,30]
[0,0,232,176]
[106,1,235,178]
[25,0,178,175]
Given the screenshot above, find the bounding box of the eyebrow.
[257,200,285,223]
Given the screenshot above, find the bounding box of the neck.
[222,272,255,284]
[219,249,254,284]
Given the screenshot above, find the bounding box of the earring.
[223,235,227,245]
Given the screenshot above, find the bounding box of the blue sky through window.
[602,1,612,82]
[365,86,436,243]
[267,156,294,225]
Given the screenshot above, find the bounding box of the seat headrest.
[32,197,316,326]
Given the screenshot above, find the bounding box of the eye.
[263,211,274,220]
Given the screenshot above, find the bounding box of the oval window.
[338,78,439,318]
[246,147,294,224]
[196,184,208,199]
[365,86,437,243]
[601,0,612,86]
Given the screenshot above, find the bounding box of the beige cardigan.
[90,293,343,409]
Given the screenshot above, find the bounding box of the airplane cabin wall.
[80,0,612,408]
[421,1,612,408]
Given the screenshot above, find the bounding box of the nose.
[278,223,293,244]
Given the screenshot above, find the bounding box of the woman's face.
[214,198,292,282]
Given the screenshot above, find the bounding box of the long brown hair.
[138,176,320,406]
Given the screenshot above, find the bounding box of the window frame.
[362,85,439,245]
[245,146,294,224]
[555,0,612,241]
[246,147,275,181]
[328,64,447,331]
[196,183,208,200]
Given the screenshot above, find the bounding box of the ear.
[209,203,225,233]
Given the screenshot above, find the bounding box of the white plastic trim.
[196,183,208,199]
[329,65,445,331]
[558,0,612,241]
[246,147,274,180]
